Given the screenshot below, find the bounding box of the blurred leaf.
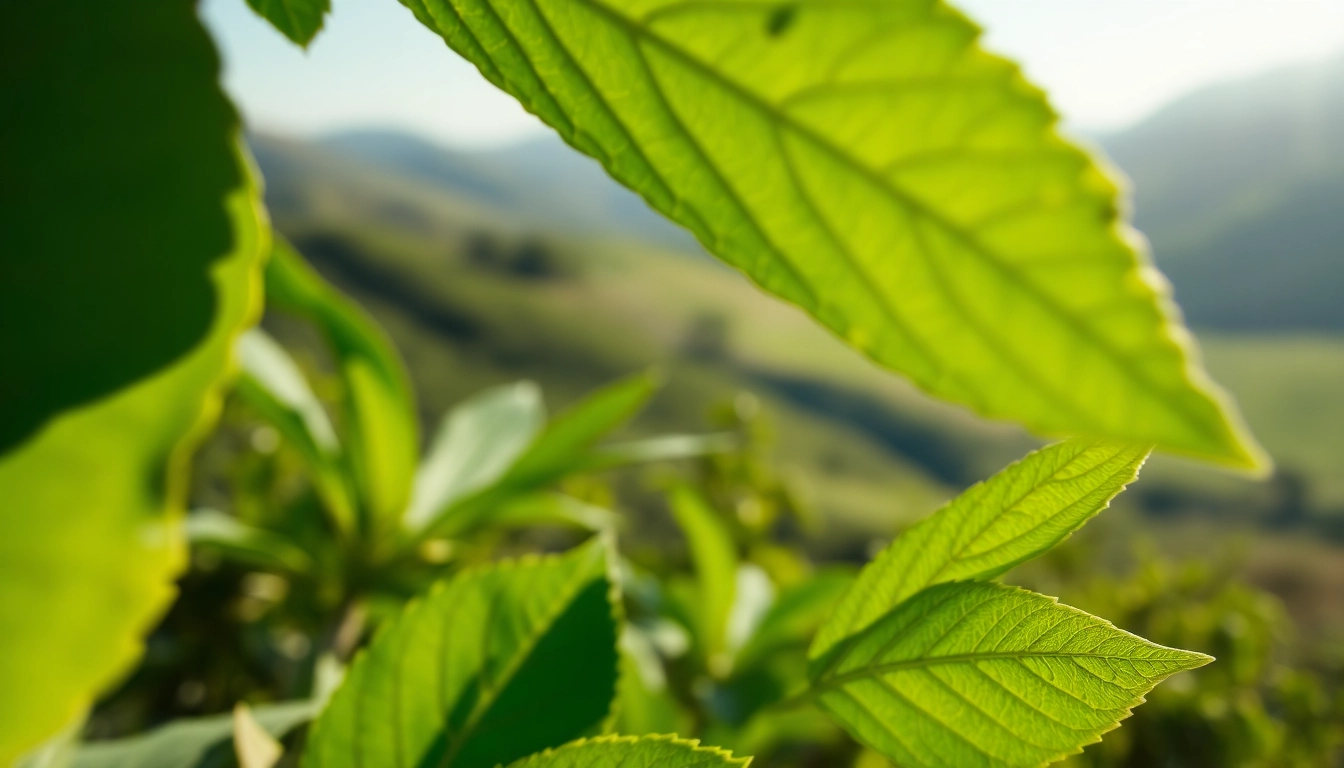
[506,371,661,486]
[810,581,1210,767]
[736,569,854,672]
[236,329,356,534]
[398,0,1265,470]
[244,0,329,47]
[611,627,690,737]
[232,704,283,768]
[186,509,314,574]
[577,432,736,472]
[430,372,660,537]
[489,493,620,532]
[304,539,619,768]
[726,565,775,659]
[70,701,318,768]
[265,237,418,543]
[0,0,243,454]
[502,735,748,768]
[0,152,265,766]
[669,486,738,674]
[405,381,545,531]
[812,439,1149,661]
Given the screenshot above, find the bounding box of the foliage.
[0,0,1304,766]
[396,0,1262,469]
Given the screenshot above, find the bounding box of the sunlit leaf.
[69,701,317,768]
[812,439,1149,660]
[265,237,418,543]
[577,432,736,472]
[810,581,1210,767]
[405,381,545,531]
[244,0,330,47]
[398,0,1265,469]
[236,328,356,534]
[186,509,314,574]
[304,539,620,768]
[503,735,749,768]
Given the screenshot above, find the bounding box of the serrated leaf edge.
[500,733,752,767]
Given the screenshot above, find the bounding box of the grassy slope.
[252,133,1344,545]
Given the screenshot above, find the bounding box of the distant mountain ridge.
[259,54,1344,332]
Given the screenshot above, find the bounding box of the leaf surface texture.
[397,0,1263,467]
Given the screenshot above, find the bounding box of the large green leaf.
[0,163,266,763]
[236,329,356,534]
[812,439,1148,661]
[0,0,244,456]
[503,735,749,768]
[245,0,330,47]
[69,701,317,768]
[405,381,546,531]
[397,0,1264,469]
[669,486,739,674]
[810,581,1210,767]
[303,539,620,768]
[264,238,418,543]
[0,13,265,743]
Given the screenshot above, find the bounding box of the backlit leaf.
[303,539,620,768]
[397,0,1264,468]
[812,439,1148,660]
[810,581,1210,767]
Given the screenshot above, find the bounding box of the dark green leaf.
[304,539,620,768]
[244,0,330,48]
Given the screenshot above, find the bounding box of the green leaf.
[265,237,418,543]
[186,509,314,574]
[69,701,318,768]
[812,439,1148,661]
[669,486,739,674]
[612,628,691,737]
[502,735,749,768]
[398,0,1265,469]
[576,432,736,473]
[303,538,620,768]
[809,581,1210,767]
[236,329,357,535]
[428,372,660,537]
[488,493,620,532]
[736,569,854,672]
[505,371,661,487]
[245,0,330,47]
[0,105,264,768]
[405,381,546,532]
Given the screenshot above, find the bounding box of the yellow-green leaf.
[398,0,1265,468]
[503,735,749,768]
[811,581,1210,767]
[812,439,1149,661]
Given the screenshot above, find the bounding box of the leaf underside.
[811,581,1210,768]
[812,438,1149,660]
[397,0,1263,469]
[303,539,620,768]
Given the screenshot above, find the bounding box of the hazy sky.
[203,0,1344,148]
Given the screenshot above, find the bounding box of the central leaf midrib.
[815,649,1175,692]
[532,0,1214,440]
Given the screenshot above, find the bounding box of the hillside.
[1097,55,1344,331]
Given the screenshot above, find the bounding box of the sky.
[202,0,1344,149]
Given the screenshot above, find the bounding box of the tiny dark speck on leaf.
[766,5,797,37]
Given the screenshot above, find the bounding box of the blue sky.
[203,0,1344,148]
